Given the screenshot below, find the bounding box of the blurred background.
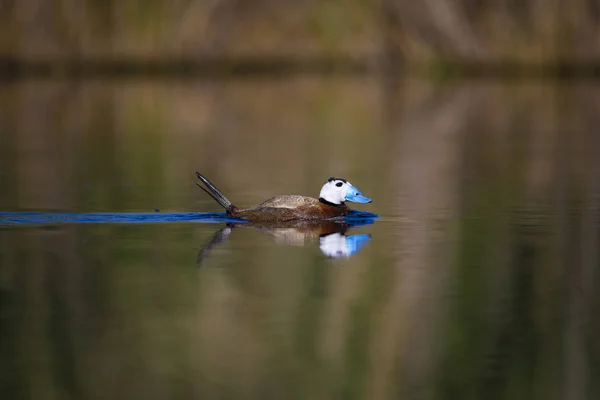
[1,1,600,400]
[4,0,600,77]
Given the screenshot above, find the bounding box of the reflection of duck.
[195,173,372,222]
[319,232,371,259]
[197,219,373,264]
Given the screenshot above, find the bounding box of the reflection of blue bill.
[319,233,372,258]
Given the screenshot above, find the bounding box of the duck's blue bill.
[345,185,373,204]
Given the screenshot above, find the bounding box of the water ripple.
[0,210,378,226]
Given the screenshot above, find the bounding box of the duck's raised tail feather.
[195,172,237,213]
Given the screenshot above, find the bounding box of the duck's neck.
[319,197,344,207]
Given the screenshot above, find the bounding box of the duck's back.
[257,195,319,209]
[234,195,348,222]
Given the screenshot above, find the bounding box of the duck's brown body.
[230,195,350,222]
[195,173,352,222]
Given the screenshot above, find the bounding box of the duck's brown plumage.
[195,173,350,222]
[232,196,350,222]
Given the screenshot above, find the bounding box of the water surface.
[1,78,599,400]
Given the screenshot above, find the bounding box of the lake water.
[0,77,599,400]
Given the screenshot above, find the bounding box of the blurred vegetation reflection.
[4,0,600,78]
[0,78,599,400]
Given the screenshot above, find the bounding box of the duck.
[195,172,372,222]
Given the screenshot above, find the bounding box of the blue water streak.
[0,212,245,226]
[0,210,379,226]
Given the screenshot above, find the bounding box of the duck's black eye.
[336,182,343,187]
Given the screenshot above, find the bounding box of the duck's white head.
[319,177,372,205]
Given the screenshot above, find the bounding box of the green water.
[0,78,599,400]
